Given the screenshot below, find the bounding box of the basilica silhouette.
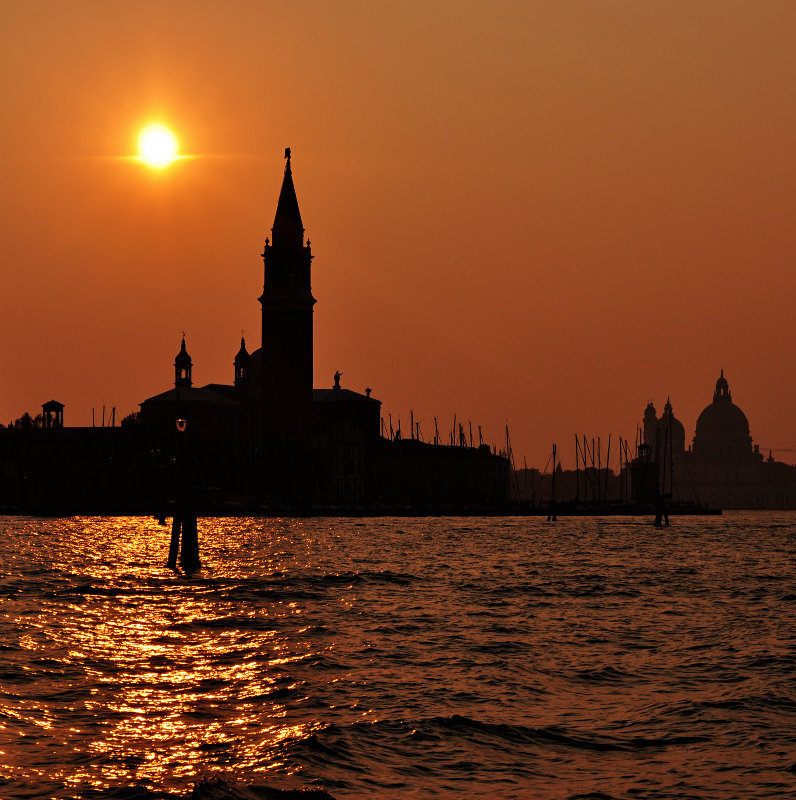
[638,371,795,509]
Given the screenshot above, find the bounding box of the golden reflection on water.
[1,516,340,793]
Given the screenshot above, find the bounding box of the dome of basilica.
[695,399,750,438]
[692,371,753,462]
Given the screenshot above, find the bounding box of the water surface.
[0,513,794,799]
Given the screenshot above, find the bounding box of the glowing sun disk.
[138,125,179,168]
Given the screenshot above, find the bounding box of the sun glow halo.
[138,125,179,168]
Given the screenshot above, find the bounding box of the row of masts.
[515,432,642,507]
[571,434,634,504]
[92,406,116,427]
[380,412,491,450]
[379,414,642,503]
[380,410,678,513]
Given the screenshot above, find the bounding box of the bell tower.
[643,402,657,448]
[234,337,250,389]
[174,336,193,388]
[259,148,316,441]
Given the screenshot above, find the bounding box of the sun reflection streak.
[0,516,349,792]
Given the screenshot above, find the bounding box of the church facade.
[639,372,796,509]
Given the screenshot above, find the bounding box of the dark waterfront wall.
[0,426,150,514]
[681,459,796,510]
[512,466,631,508]
[0,422,512,515]
[371,439,511,510]
[513,460,796,511]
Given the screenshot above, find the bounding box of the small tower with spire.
[174,336,193,388]
[643,401,657,448]
[234,337,250,388]
[259,148,316,439]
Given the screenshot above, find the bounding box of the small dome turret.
[714,368,731,402]
[174,336,193,388]
[234,337,250,388]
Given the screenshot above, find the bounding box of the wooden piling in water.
[167,517,181,569]
[180,513,201,571]
[166,417,202,573]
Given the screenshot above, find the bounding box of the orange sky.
[1,1,794,468]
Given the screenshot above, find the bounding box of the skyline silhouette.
[0,153,512,515]
[1,2,794,469]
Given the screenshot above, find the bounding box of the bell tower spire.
[258,149,316,445]
[270,147,306,250]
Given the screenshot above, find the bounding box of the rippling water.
[1,513,795,799]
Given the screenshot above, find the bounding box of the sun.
[138,125,179,168]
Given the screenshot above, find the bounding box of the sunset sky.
[1,1,794,468]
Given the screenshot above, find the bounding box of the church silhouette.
[134,149,509,511]
[0,151,509,514]
[636,371,796,509]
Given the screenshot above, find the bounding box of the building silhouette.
[639,371,796,509]
[0,149,508,514]
[137,149,389,504]
[692,370,754,463]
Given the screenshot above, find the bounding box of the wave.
[573,664,640,684]
[293,713,710,759]
[190,776,337,799]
